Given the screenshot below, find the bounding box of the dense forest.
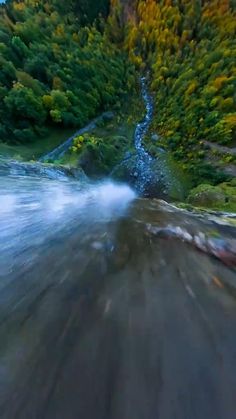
[0,0,134,143]
[125,0,236,183]
[0,0,236,187]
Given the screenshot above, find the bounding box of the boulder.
[188,184,226,207]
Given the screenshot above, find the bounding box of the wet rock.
[65,166,88,181]
[78,149,95,175]
[147,224,236,267]
[111,154,138,182]
[0,159,87,182]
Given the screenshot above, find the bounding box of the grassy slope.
[0,127,77,161]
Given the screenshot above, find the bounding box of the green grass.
[0,126,76,161]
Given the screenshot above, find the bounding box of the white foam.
[43,180,136,220]
[92,181,136,209]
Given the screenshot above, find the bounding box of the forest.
[125,0,236,184]
[0,0,134,144]
[0,0,236,187]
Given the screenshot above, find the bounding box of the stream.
[111,77,179,198]
[132,76,154,193]
[0,79,236,418]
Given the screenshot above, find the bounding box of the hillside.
[0,0,134,145]
[124,0,236,186]
[0,0,236,205]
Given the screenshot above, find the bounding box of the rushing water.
[0,159,236,418]
[0,173,136,278]
[132,77,155,194]
[111,77,179,198]
[0,80,236,418]
[111,76,155,195]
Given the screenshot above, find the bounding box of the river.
[0,80,236,418]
